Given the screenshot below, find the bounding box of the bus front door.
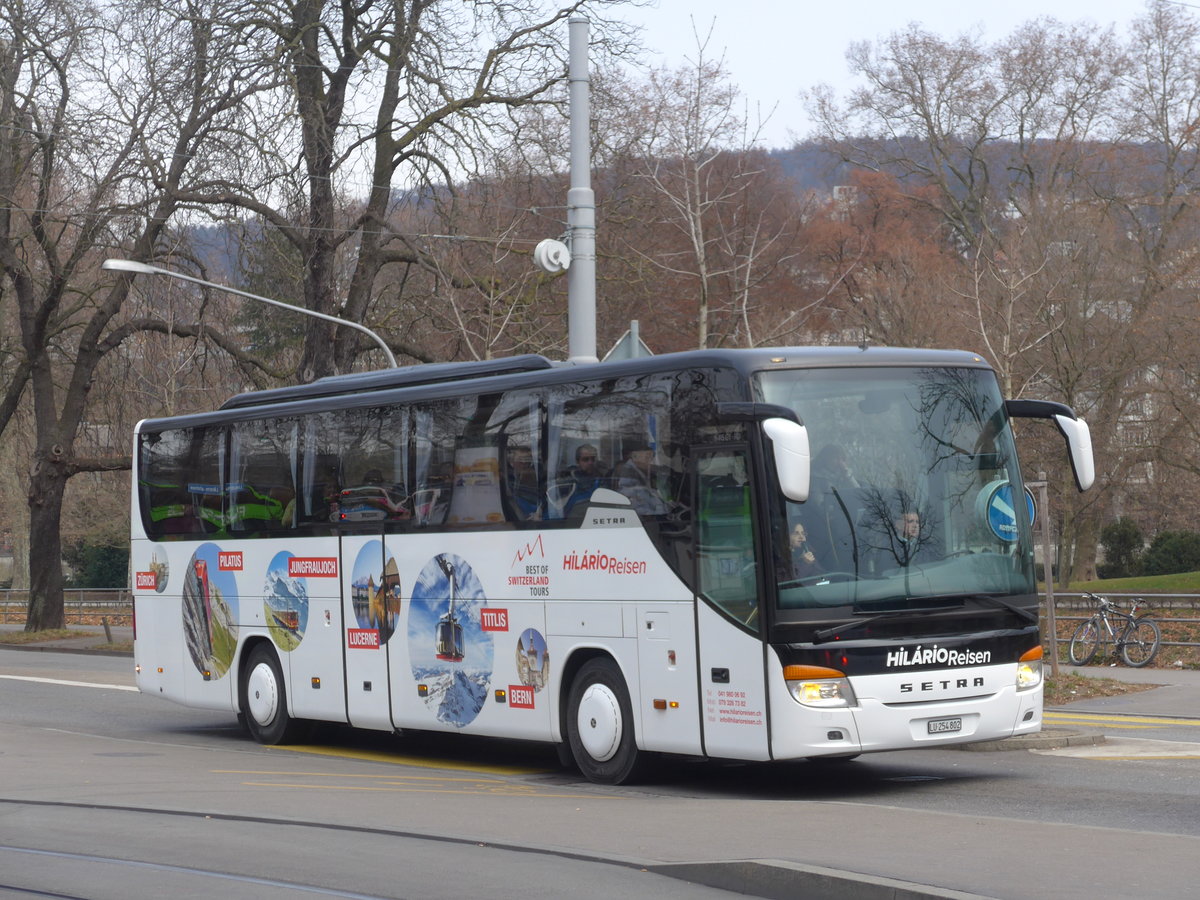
[694,447,771,761]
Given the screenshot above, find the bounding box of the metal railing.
[1,589,1197,653]
[1048,592,1200,651]
[0,588,133,625]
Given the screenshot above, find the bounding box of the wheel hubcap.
[577,683,621,762]
[246,662,279,727]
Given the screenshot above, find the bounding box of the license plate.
[927,717,962,734]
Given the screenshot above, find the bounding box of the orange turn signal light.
[783,665,846,680]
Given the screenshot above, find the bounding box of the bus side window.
[336,405,410,525]
[414,400,470,527]
[141,428,205,539]
[228,419,294,534]
[478,390,542,525]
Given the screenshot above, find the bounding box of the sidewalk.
[0,623,133,657]
[1047,660,1200,718]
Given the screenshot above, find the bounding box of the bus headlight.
[783,665,857,708]
[1016,646,1043,691]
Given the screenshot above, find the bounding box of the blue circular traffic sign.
[982,481,1035,542]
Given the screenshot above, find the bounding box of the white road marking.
[0,674,138,692]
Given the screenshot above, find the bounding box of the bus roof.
[143,346,994,432]
[220,354,556,410]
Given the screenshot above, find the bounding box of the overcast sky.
[611,0,1150,148]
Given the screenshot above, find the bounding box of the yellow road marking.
[212,769,613,800]
[264,743,550,775]
[216,769,509,783]
[1083,755,1200,760]
[1045,712,1200,727]
[240,780,611,799]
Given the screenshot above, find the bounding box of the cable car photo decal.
[434,554,465,661]
[408,552,495,727]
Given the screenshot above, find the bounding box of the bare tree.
[0,0,280,629]
[163,0,635,380]
[617,28,804,349]
[807,9,1200,584]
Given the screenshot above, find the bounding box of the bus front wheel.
[566,658,644,785]
[240,643,305,745]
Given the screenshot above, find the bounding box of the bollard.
[103,616,112,644]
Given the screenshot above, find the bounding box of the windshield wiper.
[954,593,1038,625]
[812,607,949,643]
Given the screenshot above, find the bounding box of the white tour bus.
[130,347,1093,784]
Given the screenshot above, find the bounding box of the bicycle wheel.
[1120,617,1161,668]
[1068,618,1101,665]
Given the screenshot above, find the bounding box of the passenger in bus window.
[789,522,822,579]
[614,443,670,515]
[892,511,936,567]
[562,443,606,514]
[869,510,936,572]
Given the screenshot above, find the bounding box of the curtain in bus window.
[413,397,476,527]
[228,419,296,534]
[300,412,344,527]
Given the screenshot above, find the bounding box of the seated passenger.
[789,522,822,579]
[562,443,606,514]
[869,510,938,572]
[614,443,670,515]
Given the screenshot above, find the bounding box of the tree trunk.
[25,458,67,631]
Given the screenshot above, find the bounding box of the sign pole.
[1028,474,1058,678]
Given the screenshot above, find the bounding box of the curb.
[0,642,132,658]
[954,726,1105,752]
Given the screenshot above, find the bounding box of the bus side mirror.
[1004,399,1095,492]
[763,418,810,502]
[1053,414,1094,492]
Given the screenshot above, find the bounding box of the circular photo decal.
[515,628,549,692]
[182,542,239,679]
[150,547,169,593]
[407,553,493,727]
[350,541,401,645]
[263,550,311,652]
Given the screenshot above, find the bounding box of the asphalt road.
[3,647,1200,900]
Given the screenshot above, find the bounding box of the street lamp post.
[102,258,399,369]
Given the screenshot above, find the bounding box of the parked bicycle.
[1067,592,1162,668]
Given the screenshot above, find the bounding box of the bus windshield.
[757,366,1036,617]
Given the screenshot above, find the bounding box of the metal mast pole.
[567,16,597,364]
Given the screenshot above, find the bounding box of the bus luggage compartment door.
[695,601,770,760]
[342,535,397,731]
[636,605,702,754]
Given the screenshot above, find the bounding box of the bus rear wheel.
[567,658,644,785]
[240,643,305,745]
